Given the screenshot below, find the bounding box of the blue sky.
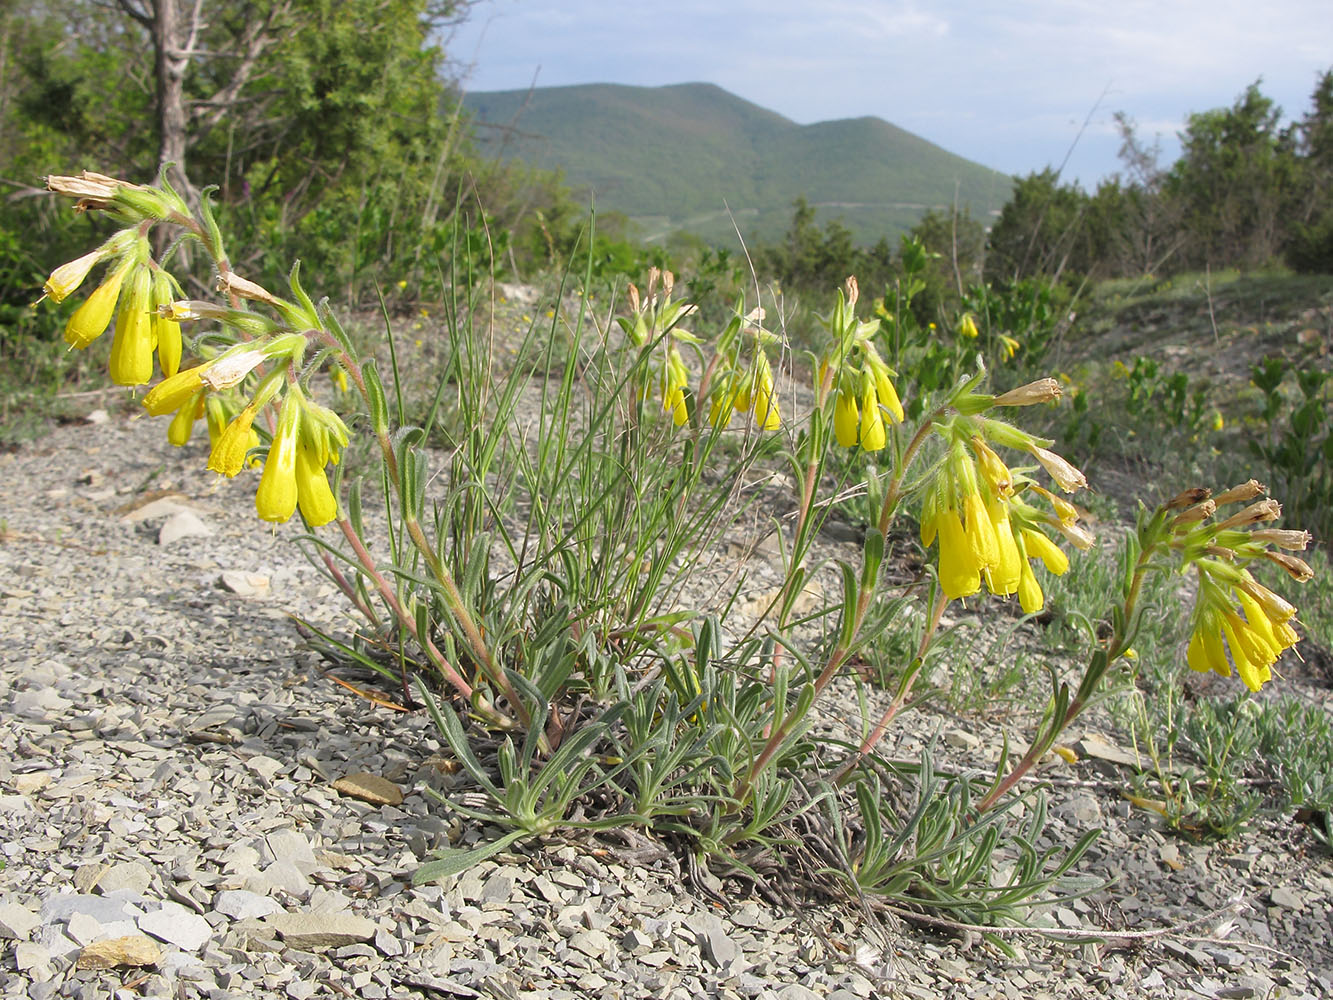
[447,0,1333,188]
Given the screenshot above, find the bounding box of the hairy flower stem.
[318,547,381,627]
[975,529,1157,812]
[831,589,949,785]
[336,516,512,729]
[736,409,942,805]
[362,409,527,728]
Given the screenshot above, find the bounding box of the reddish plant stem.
[736,408,943,804]
[975,544,1153,812]
[318,548,381,627]
[336,516,494,716]
[831,588,949,785]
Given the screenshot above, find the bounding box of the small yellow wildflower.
[858,384,886,451]
[937,507,982,599]
[108,265,154,386]
[255,393,301,523]
[208,403,261,477]
[64,262,130,350]
[295,440,338,526]
[833,390,859,448]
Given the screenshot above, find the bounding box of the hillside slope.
[464,82,1012,246]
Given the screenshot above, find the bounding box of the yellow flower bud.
[963,491,999,570]
[984,497,1022,596]
[1022,528,1070,575]
[151,269,182,378]
[208,404,260,477]
[1017,560,1044,614]
[166,391,205,447]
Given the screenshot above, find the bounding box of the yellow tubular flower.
[984,497,1022,596]
[1200,621,1231,678]
[1030,484,1079,524]
[151,269,182,378]
[869,358,904,423]
[937,508,981,600]
[834,390,859,447]
[208,404,261,477]
[662,352,689,426]
[971,436,1013,496]
[256,394,301,523]
[959,313,979,339]
[64,263,129,349]
[708,386,734,428]
[753,360,780,430]
[295,441,337,526]
[109,265,154,386]
[1220,615,1271,692]
[166,391,205,447]
[143,366,206,416]
[1235,589,1295,660]
[1022,528,1070,575]
[963,490,999,570]
[1017,559,1044,614]
[1187,627,1230,677]
[859,384,886,451]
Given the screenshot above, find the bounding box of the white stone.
[159,510,212,546]
[138,902,214,952]
[0,902,40,939]
[213,890,282,921]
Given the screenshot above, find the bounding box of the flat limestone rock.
[159,510,212,546]
[332,772,404,807]
[138,902,213,952]
[219,570,271,597]
[265,911,376,949]
[75,935,162,970]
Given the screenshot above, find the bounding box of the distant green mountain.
[464,82,1013,247]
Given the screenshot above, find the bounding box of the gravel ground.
[3,398,1333,1000]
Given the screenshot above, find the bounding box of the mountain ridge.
[464,81,1013,246]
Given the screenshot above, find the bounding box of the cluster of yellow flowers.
[142,351,348,525]
[709,308,781,431]
[823,277,904,452]
[1170,482,1313,691]
[40,172,348,528]
[619,269,782,432]
[919,379,1093,611]
[43,230,184,386]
